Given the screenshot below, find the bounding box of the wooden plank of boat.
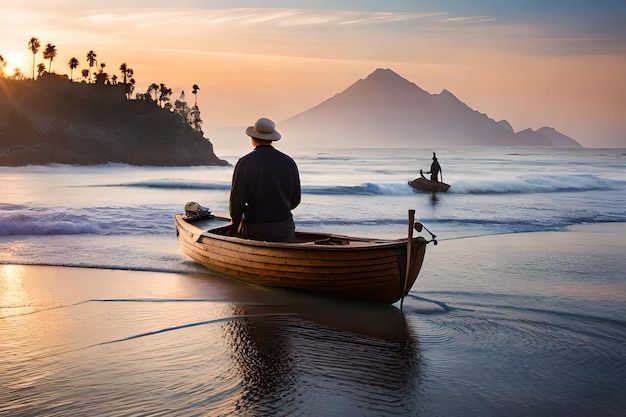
[408,173,450,193]
[174,211,433,304]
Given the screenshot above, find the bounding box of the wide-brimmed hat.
[246,117,281,141]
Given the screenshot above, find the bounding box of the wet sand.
[1,223,625,416]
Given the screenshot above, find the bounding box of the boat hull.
[408,177,450,193]
[175,214,427,304]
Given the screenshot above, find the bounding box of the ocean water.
[1,147,624,270]
[1,146,626,416]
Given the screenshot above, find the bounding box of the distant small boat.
[408,172,451,193]
[175,209,437,304]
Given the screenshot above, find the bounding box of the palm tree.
[42,43,57,73]
[119,62,128,83]
[126,77,136,99]
[81,69,89,82]
[124,68,135,98]
[68,57,79,81]
[27,37,41,80]
[192,84,200,106]
[86,50,97,82]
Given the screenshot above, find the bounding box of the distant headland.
[280,68,583,149]
[0,74,229,166]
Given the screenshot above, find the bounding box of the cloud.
[7,5,625,63]
[2,3,625,146]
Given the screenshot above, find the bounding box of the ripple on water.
[404,296,626,417]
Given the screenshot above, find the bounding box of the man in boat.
[425,152,442,182]
[229,117,301,242]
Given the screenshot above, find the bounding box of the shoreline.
[2,221,624,307]
[1,220,625,275]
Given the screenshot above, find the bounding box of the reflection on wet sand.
[219,294,422,416]
[1,266,422,416]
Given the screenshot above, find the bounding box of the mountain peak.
[281,68,582,148]
[366,68,425,89]
[536,127,582,147]
[367,68,404,81]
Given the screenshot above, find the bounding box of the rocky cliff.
[0,76,229,166]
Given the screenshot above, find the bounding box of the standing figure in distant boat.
[426,152,442,182]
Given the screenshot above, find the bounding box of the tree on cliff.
[158,83,172,109]
[119,63,136,99]
[148,83,158,101]
[27,37,41,80]
[86,50,97,83]
[68,57,79,81]
[94,62,109,84]
[37,63,46,78]
[43,43,57,74]
[119,63,129,83]
[125,74,136,99]
[192,84,199,106]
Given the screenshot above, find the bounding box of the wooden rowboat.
[174,210,436,304]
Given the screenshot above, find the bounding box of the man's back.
[229,117,301,242]
[230,145,301,225]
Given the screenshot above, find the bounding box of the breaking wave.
[101,174,623,196]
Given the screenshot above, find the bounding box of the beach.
[2,222,625,416]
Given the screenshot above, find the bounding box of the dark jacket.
[229,145,301,241]
[429,158,441,182]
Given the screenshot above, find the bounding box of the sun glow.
[1,52,28,78]
[0,265,29,313]
[0,3,625,147]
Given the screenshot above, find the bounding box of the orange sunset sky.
[1,1,625,149]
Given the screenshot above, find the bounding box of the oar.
[401,209,415,311]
